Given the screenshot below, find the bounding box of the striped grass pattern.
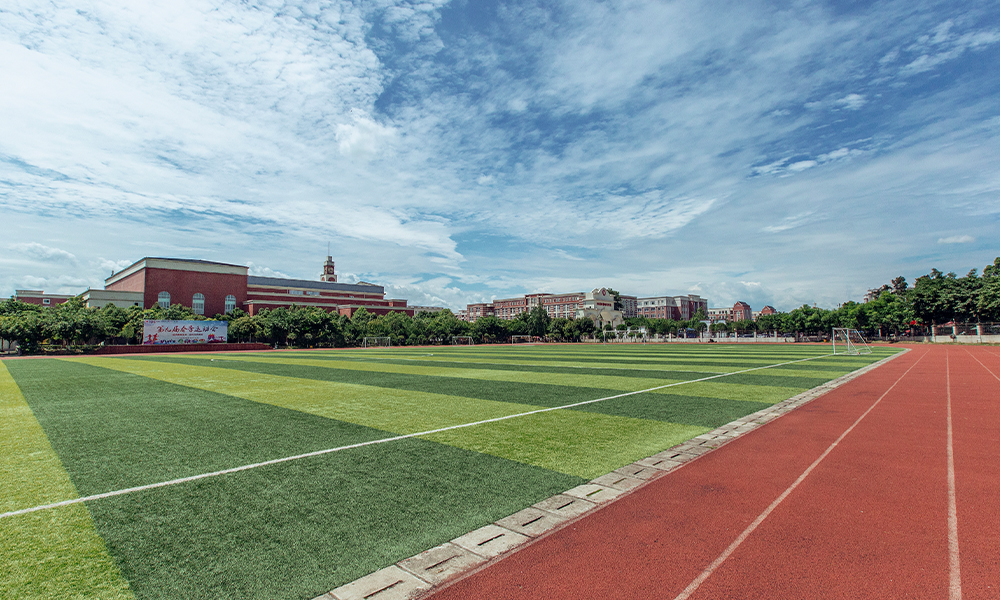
[2,343,896,599]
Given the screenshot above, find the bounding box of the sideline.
[1,351,876,520]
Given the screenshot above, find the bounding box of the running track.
[426,345,999,599]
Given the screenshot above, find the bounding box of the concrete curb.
[312,349,909,600]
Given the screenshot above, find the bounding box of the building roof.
[106,257,249,286]
[247,276,384,295]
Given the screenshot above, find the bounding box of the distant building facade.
[637,294,708,321]
[708,301,763,323]
[13,290,74,306]
[732,301,752,321]
[94,256,435,317]
[462,288,624,327]
[620,295,638,319]
[79,289,144,309]
[752,305,778,320]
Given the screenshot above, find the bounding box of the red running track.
[426,345,998,600]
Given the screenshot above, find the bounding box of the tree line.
[3,257,997,353]
[648,256,999,339]
[0,299,592,354]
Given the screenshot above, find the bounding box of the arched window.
[192,293,205,315]
[157,291,171,309]
[225,295,237,313]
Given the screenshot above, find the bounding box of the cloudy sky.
[2,0,998,311]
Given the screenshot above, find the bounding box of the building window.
[158,292,171,308]
[225,295,236,313]
[192,293,205,315]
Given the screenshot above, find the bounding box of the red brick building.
[753,305,778,320]
[708,300,754,323]
[106,258,248,316]
[465,302,495,321]
[732,301,753,321]
[103,256,420,317]
[636,294,708,320]
[12,290,75,306]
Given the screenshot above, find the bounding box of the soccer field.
[1,343,896,599]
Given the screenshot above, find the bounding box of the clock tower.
[321,255,337,282]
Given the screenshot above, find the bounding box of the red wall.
[106,271,145,293]
[143,268,248,316]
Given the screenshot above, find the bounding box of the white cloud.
[900,24,1000,76]
[938,235,975,244]
[246,263,292,279]
[10,242,77,263]
[762,211,819,233]
[787,160,817,172]
[336,110,397,157]
[836,93,867,110]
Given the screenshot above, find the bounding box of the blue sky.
[1,0,998,311]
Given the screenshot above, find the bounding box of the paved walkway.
[424,345,998,599]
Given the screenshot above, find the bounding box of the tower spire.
[321,253,337,282]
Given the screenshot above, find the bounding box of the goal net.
[452,336,475,346]
[831,328,871,355]
[511,334,532,345]
[362,336,391,348]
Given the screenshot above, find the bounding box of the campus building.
[752,305,778,320]
[636,294,709,321]
[620,295,638,319]
[462,288,625,327]
[12,290,75,306]
[83,256,428,317]
[708,301,758,323]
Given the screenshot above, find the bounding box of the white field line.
[211,354,732,377]
[2,351,869,521]
[672,349,927,600]
[946,351,962,600]
[241,351,845,375]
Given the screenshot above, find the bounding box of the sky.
[1,0,998,312]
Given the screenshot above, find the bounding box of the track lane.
[426,349,935,600]
[682,346,950,599]
[951,347,1000,599]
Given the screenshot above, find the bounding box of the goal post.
[831,328,872,355]
[452,336,475,346]
[511,334,532,345]
[362,336,391,348]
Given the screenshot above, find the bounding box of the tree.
[526,304,551,338]
[979,257,1000,321]
[891,276,908,295]
[472,315,508,343]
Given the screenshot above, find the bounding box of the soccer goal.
[452,336,475,346]
[831,328,872,355]
[362,336,391,348]
[511,334,533,345]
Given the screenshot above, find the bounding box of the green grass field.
[0,343,896,599]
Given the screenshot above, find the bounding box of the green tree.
[524,305,551,338]
[471,315,508,343]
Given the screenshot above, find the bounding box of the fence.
[894,322,1000,344]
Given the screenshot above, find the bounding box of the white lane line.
[945,351,962,600]
[672,349,927,600]
[2,352,848,520]
[963,348,1000,383]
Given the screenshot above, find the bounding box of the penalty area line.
[2,351,847,521]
